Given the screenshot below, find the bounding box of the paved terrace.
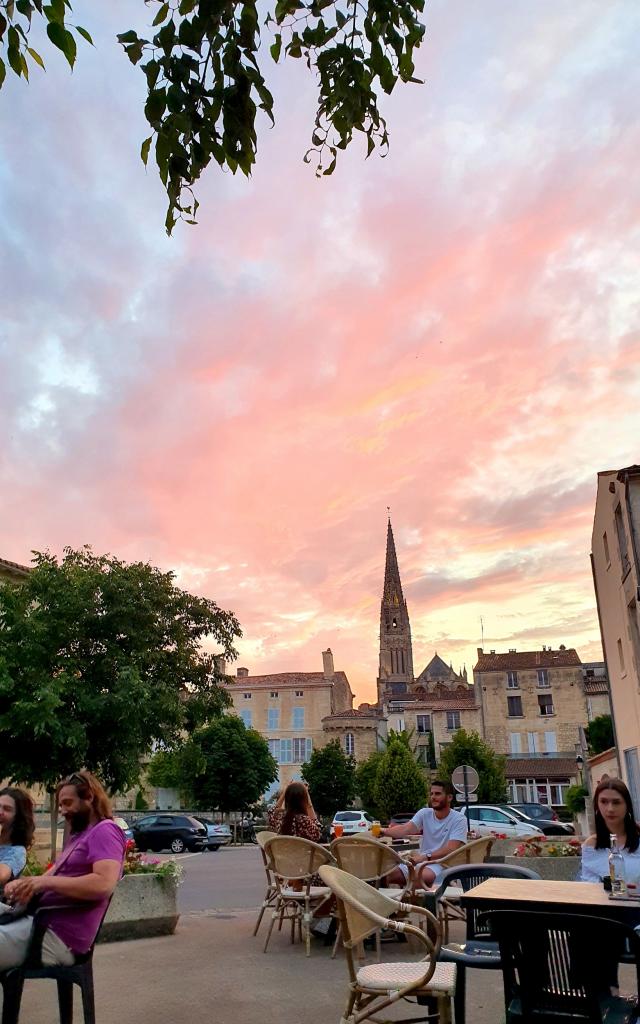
[16,847,637,1024]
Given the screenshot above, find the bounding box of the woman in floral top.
[0,788,35,889]
[268,782,321,842]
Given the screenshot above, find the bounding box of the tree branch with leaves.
[0,0,426,232]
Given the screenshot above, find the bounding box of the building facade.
[591,465,640,812]
[581,661,611,722]
[224,648,354,794]
[474,646,588,806]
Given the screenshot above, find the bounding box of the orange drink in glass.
[371,822,382,838]
[333,823,344,838]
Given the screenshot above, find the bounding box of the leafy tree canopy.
[585,714,614,756]
[0,0,426,233]
[437,729,507,804]
[373,730,427,821]
[0,546,240,794]
[354,749,384,819]
[301,738,356,817]
[174,716,278,811]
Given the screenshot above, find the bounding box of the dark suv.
[132,814,208,854]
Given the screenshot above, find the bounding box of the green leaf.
[75,26,94,46]
[0,14,6,41]
[0,59,5,89]
[16,0,32,18]
[46,21,76,68]
[116,30,138,45]
[27,46,45,69]
[7,26,23,77]
[43,0,64,24]
[152,2,169,27]
[270,34,281,62]
[145,87,166,125]
[140,135,152,166]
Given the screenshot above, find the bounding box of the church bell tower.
[377,519,414,703]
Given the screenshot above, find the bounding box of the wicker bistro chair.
[330,835,416,960]
[252,830,278,937]
[319,865,455,1024]
[409,836,495,908]
[434,864,540,1024]
[263,836,334,957]
[489,909,640,1024]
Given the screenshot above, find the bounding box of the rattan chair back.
[265,835,332,882]
[330,835,405,883]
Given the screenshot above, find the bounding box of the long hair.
[56,771,113,822]
[593,777,640,852]
[0,787,35,849]
[280,782,309,836]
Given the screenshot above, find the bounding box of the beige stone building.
[591,465,640,811]
[0,556,30,584]
[223,649,354,795]
[582,662,611,722]
[474,646,588,806]
[322,706,387,762]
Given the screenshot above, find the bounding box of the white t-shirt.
[410,807,468,857]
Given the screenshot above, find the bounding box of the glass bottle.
[609,833,627,896]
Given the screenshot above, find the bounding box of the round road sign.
[451,764,479,794]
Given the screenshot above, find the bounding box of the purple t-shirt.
[40,819,126,954]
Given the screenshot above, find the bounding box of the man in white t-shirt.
[380,780,468,888]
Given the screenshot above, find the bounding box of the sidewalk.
[17,909,510,1024]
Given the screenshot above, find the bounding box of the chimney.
[322,648,335,678]
[213,656,227,677]
[236,666,249,678]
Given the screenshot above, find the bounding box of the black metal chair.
[433,863,541,1024]
[0,901,111,1024]
[489,909,640,1024]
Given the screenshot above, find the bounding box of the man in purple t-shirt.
[0,771,126,969]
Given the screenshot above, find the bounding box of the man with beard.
[380,780,468,889]
[0,771,126,968]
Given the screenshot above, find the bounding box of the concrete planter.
[505,856,580,881]
[100,874,179,943]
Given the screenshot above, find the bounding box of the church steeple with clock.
[376,519,415,702]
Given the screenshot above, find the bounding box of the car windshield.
[515,804,548,819]
[335,812,361,821]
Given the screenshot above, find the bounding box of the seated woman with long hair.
[0,788,35,888]
[267,781,321,842]
[580,776,640,884]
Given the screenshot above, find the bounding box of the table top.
[460,877,640,912]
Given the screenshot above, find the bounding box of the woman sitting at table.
[0,787,35,891]
[580,777,640,885]
[268,781,321,842]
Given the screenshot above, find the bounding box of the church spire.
[377,518,414,703]
[383,518,404,604]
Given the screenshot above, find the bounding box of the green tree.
[373,732,427,821]
[354,750,385,819]
[438,729,507,804]
[301,739,356,817]
[585,714,614,756]
[0,546,240,851]
[0,0,426,233]
[178,716,278,812]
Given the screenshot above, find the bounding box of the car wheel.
[170,837,186,854]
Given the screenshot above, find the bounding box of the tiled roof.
[225,671,349,689]
[0,557,30,577]
[411,697,479,711]
[475,648,582,671]
[583,679,609,694]
[505,757,577,779]
[322,708,382,721]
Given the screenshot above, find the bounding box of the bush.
[513,836,582,858]
[373,733,427,821]
[564,784,588,814]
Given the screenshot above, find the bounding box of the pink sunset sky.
[1,1,639,704]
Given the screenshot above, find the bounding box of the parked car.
[510,802,560,822]
[194,817,232,851]
[330,810,375,838]
[501,804,574,836]
[132,813,208,854]
[464,805,543,838]
[113,816,134,842]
